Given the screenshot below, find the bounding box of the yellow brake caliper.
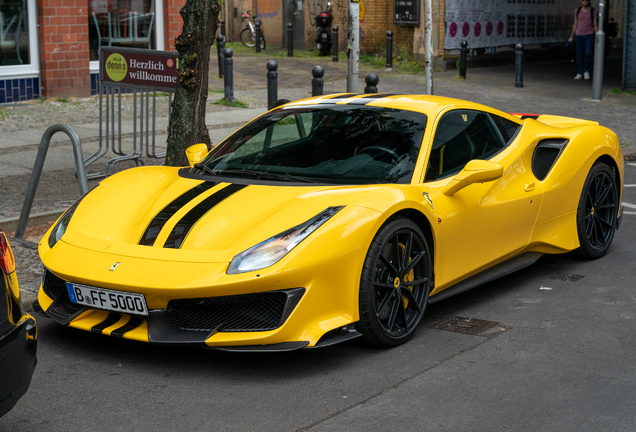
[398,243,415,308]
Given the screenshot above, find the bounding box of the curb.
[0,209,65,232]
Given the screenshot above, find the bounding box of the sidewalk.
[1,49,635,300]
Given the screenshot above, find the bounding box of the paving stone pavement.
[2,49,635,302]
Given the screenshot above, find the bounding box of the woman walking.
[568,0,598,80]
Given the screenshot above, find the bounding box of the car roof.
[282,93,509,120]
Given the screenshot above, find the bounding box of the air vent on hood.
[531,139,568,181]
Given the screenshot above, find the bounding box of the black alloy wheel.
[356,217,432,347]
[576,162,618,259]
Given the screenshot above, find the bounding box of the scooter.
[315,2,333,56]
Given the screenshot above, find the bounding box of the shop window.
[89,0,157,61]
[0,0,30,66]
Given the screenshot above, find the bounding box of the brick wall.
[360,0,414,54]
[38,0,91,98]
[163,0,186,51]
[301,0,414,55]
[257,0,283,47]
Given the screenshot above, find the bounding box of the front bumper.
[39,269,311,349]
[37,236,363,350]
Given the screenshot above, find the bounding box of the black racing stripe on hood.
[139,182,218,246]
[90,313,123,333]
[111,317,145,337]
[163,184,249,249]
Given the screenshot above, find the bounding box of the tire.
[319,42,330,56]
[240,28,256,47]
[239,28,266,49]
[356,217,432,347]
[575,162,618,259]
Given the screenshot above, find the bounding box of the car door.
[423,108,544,290]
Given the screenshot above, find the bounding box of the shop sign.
[100,47,179,92]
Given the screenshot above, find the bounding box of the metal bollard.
[287,23,293,57]
[515,43,523,88]
[386,31,393,71]
[217,34,225,78]
[364,73,379,93]
[459,40,468,78]
[224,48,234,102]
[332,26,338,62]
[220,19,225,38]
[267,60,278,110]
[312,66,324,97]
[255,21,262,53]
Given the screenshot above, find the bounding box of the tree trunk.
[165,0,221,166]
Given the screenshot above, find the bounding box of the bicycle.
[240,11,266,50]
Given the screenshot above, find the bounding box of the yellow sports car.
[36,94,624,350]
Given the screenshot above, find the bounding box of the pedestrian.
[568,0,598,80]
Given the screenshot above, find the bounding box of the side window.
[426,110,505,180]
[490,114,521,144]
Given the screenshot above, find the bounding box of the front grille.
[168,291,291,332]
[42,269,69,300]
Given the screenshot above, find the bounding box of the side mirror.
[185,143,209,166]
[442,160,503,196]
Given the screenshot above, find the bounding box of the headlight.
[48,200,81,248]
[227,206,345,274]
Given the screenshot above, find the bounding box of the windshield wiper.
[193,162,216,176]
[222,169,318,183]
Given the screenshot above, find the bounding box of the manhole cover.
[548,273,585,282]
[434,317,499,335]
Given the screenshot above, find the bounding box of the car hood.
[56,167,393,260]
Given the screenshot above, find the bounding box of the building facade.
[0,0,627,104]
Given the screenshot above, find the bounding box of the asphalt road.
[1,162,635,431]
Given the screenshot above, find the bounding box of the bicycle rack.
[15,124,88,239]
[85,84,173,179]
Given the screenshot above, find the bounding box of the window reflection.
[0,0,30,65]
[89,0,156,61]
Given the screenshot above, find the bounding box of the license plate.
[322,33,328,38]
[66,283,149,316]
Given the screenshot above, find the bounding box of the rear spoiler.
[510,113,598,127]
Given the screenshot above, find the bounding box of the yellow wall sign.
[360,0,365,21]
[105,53,128,82]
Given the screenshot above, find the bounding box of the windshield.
[188,105,427,185]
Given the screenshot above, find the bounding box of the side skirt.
[428,252,543,304]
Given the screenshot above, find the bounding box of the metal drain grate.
[624,154,636,162]
[434,317,499,335]
[549,273,585,282]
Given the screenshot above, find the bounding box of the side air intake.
[531,139,568,181]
